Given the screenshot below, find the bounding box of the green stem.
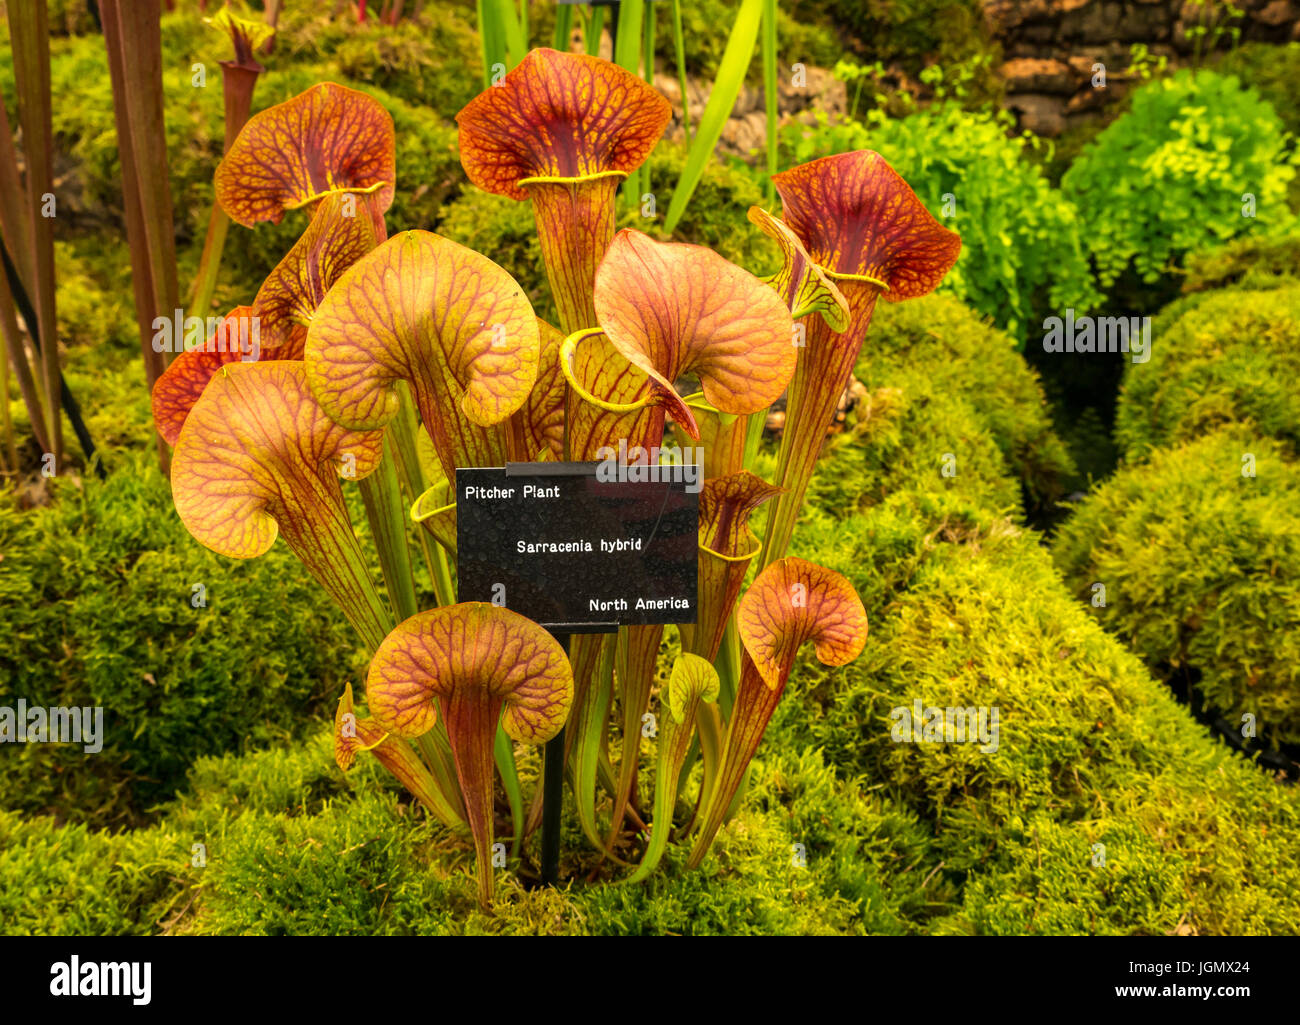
[687,661,779,868]
[671,0,691,141]
[476,0,499,89]
[190,60,260,323]
[743,403,766,470]
[687,700,723,836]
[189,206,229,322]
[552,2,572,50]
[585,6,605,55]
[626,704,695,884]
[387,384,454,606]
[761,0,778,207]
[358,437,420,622]
[714,615,741,718]
[606,624,662,846]
[574,634,630,864]
[638,0,655,208]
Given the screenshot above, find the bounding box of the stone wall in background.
[986,0,1300,135]
[640,1,1298,159]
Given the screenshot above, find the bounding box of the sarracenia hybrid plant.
[158,48,959,909]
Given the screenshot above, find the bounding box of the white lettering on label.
[464,485,515,500]
[516,539,595,554]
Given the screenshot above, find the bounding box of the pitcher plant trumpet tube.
[303,230,541,480]
[169,361,392,652]
[678,470,783,663]
[366,603,574,908]
[688,557,868,868]
[456,48,672,334]
[151,44,894,895]
[759,150,961,570]
[216,81,395,228]
[626,653,719,884]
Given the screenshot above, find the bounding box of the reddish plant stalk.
[6,0,62,465]
[100,0,181,464]
[762,279,881,569]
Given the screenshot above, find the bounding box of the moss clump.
[807,374,1020,524]
[0,453,367,828]
[1052,428,1300,748]
[785,504,1300,933]
[1181,233,1300,295]
[0,808,197,936]
[930,816,1191,936]
[801,295,1075,530]
[650,0,842,82]
[1115,286,1300,463]
[144,725,931,935]
[865,295,1076,506]
[790,0,998,91]
[327,8,483,115]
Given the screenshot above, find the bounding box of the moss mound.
[1181,233,1300,295]
[1116,285,1300,463]
[0,454,368,829]
[1,724,941,936]
[1052,429,1300,749]
[804,294,1075,525]
[782,496,1300,933]
[0,808,196,936]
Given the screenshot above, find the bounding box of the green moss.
[54,238,138,356]
[0,808,195,936]
[148,724,927,935]
[1181,233,1300,295]
[0,453,367,828]
[329,8,482,115]
[788,510,1300,933]
[634,142,773,272]
[798,295,1074,532]
[1053,428,1300,748]
[932,816,1190,936]
[807,375,1020,525]
[791,0,998,87]
[1214,42,1300,138]
[15,480,1298,934]
[1116,285,1300,462]
[651,0,842,83]
[47,0,100,36]
[867,295,1076,505]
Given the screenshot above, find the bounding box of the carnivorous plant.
[161,50,958,907]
